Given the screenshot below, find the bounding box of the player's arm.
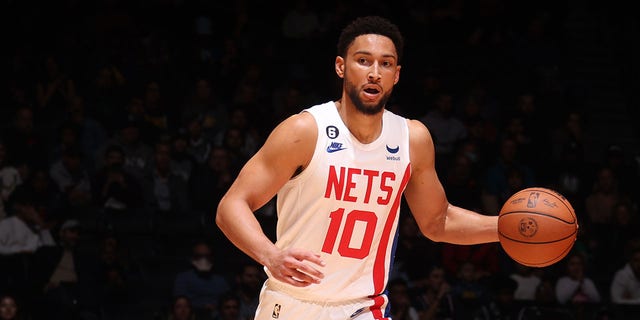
[216,112,325,286]
[403,119,498,244]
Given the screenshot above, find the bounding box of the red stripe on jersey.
[369,294,388,319]
[372,163,411,294]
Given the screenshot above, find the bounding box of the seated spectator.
[412,265,456,320]
[0,187,55,255]
[142,141,190,217]
[164,295,198,320]
[232,262,265,320]
[91,144,143,216]
[509,263,541,301]
[555,252,601,305]
[96,233,144,319]
[0,293,26,320]
[610,246,640,304]
[472,276,522,320]
[0,140,22,220]
[173,240,230,319]
[213,293,242,320]
[482,137,535,215]
[387,278,420,320]
[450,261,490,320]
[48,146,92,217]
[30,219,100,319]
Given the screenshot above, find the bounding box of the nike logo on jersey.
[327,142,346,153]
[386,145,399,153]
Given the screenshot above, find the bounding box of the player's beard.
[345,78,391,116]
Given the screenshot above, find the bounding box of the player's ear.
[335,56,345,78]
[393,65,401,85]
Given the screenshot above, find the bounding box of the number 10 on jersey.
[321,208,378,259]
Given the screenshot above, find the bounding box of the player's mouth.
[362,85,381,99]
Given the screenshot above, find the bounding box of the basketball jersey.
[268,101,411,304]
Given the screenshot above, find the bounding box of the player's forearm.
[437,204,499,244]
[216,199,278,266]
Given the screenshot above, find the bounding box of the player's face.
[336,34,400,115]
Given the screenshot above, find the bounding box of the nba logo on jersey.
[272,304,281,318]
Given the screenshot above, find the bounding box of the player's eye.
[358,57,370,65]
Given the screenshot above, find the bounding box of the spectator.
[419,91,468,170]
[2,106,48,169]
[450,261,490,320]
[213,293,242,320]
[173,240,230,319]
[393,214,442,283]
[48,146,92,217]
[64,94,109,164]
[584,166,620,227]
[0,141,22,220]
[214,107,259,163]
[610,246,640,304]
[412,265,455,320]
[98,118,155,184]
[170,132,197,182]
[85,63,128,133]
[472,276,521,320]
[164,295,198,320]
[184,114,213,166]
[0,187,55,255]
[442,242,500,282]
[509,263,541,301]
[189,146,237,218]
[387,278,420,320]
[142,141,190,218]
[555,252,601,305]
[142,80,172,138]
[180,77,228,141]
[232,262,264,320]
[91,145,143,217]
[0,293,26,320]
[96,233,144,319]
[30,219,100,319]
[482,137,535,215]
[34,54,78,130]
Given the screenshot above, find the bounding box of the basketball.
[498,187,578,267]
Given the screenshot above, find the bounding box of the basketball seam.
[498,230,577,244]
[499,210,576,224]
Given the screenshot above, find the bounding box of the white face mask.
[192,257,212,272]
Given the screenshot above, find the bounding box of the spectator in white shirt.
[610,247,640,304]
[555,252,601,305]
[510,263,542,301]
[0,187,55,255]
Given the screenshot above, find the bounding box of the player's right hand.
[265,248,325,287]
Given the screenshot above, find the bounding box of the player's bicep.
[404,120,449,238]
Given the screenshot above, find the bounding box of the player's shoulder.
[265,111,318,150]
[405,118,434,143]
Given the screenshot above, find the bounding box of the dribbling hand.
[266,248,325,287]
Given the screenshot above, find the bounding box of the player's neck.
[334,100,383,144]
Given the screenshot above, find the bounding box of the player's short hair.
[337,16,404,63]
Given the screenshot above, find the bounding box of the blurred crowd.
[2,0,639,319]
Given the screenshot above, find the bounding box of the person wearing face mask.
[173,240,230,320]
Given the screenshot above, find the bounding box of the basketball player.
[216,16,499,319]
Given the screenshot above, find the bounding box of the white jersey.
[268,101,411,306]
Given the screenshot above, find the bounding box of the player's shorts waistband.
[264,278,382,306]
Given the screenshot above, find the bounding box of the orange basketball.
[498,187,578,267]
